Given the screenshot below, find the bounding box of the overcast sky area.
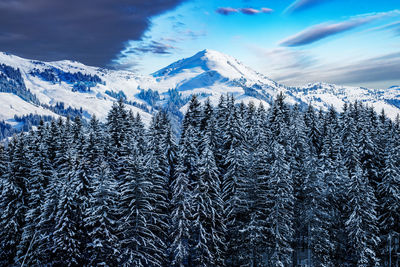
[0,0,399,89]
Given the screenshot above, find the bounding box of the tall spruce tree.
[17,123,53,265]
[85,163,119,266]
[378,132,400,265]
[345,163,380,266]
[266,141,294,267]
[0,135,30,266]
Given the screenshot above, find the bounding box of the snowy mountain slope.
[0,49,400,133]
[0,92,59,122]
[151,49,296,111]
[0,52,154,123]
[291,82,400,118]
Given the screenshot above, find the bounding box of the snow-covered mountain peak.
[153,49,271,83]
[153,49,232,77]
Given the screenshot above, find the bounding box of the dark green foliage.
[0,64,40,104]
[0,94,398,267]
[30,67,103,92]
[138,88,161,106]
[41,102,84,118]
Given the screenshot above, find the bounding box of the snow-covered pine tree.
[301,155,333,266]
[145,111,174,266]
[319,108,350,265]
[191,128,226,266]
[45,119,62,168]
[244,132,270,266]
[268,92,290,146]
[86,115,104,170]
[304,104,322,156]
[16,122,53,265]
[37,120,64,264]
[266,140,294,267]
[106,99,131,183]
[378,131,400,265]
[70,116,92,260]
[84,162,119,266]
[52,121,84,266]
[160,111,179,265]
[0,142,7,182]
[179,124,201,265]
[181,95,202,143]
[0,134,30,266]
[132,112,148,155]
[359,107,380,189]
[170,151,192,267]
[342,110,360,175]
[200,98,214,133]
[0,140,13,265]
[221,98,249,266]
[236,102,269,267]
[345,162,380,266]
[287,106,312,265]
[118,142,158,266]
[212,95,229,178]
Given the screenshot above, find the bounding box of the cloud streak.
[216,7,273,16]
[216,7,238,15]
[280,13,393,46]
[261,50,400,88]
[249,46,317,83]
[370,21,400,35]
[284,0,327,14]
[133,41,176,55]
[0,0,187,66]
[323,52,400,84]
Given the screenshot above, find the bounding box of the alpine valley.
[1,49,399,137]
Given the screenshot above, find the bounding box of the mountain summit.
[0,49,399,137]
[153,49,269,82]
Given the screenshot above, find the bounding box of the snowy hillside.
[291,82,400,118]
[1,49,400,135]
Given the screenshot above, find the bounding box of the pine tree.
[119,149,157,266]
[52,122,84,266]
[85,163,119,266]
[266,141,294,267]
[221,101,249,266]
[170,153,192,267]
[0,143,7,182]
[71,116,91,261]
[17,123,53,265]
[378,133,400,265]
[242,132,270,266]
[145,111,174,266]
[86,115,104,170]
[288,105,310,265]
[0,135,30,266]
[304,104,322,155]
[301,155,333,266]
[191,130,225,266]
[37,121,62,264]
[181,95,202,142]
[213,94,229,177]
[106,99,131,183]
[53,176,83,266]
[345,163,380,266]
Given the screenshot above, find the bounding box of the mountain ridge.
[0,49,399,136]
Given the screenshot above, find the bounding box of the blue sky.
[114,0,400,89]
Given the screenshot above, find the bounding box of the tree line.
[0,94,399,266]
